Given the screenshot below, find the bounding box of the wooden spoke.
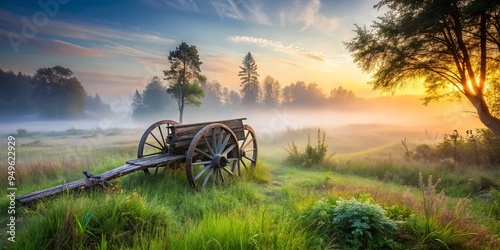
[137,120,179,174]
[237,125,258,175]
[220,133,231,154]
[185,123,240,190]
[192,160,212,166]
[145,142,163,151]
[194,164,212,181]
[221,144,236,156]
[195,148,213,159]
[203,135,215,156]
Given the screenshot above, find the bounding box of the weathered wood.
[17,154,186,204]
[17,118,250,204]
[171,119,245,150]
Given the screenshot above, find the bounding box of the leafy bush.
[332,198,399,249]
[301,195,399,250]
[413,129,500,166]
[285,128,331,167]
[16,128,29,137]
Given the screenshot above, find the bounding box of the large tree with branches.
[345,0,500,135]
[164,42,204,123]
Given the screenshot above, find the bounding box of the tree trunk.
[467,95,500,136]
[179,103,184,124]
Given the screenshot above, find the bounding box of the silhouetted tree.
[227,90,242,106]
[329,86,355,100]
[0,69,35,116]
[164,42,204,123]
[85,93,112,115]
[238,52,260,105]
[262,75,281,107]
[281,81,326,107]
[131,89,144,118]
[345,0,500,135]
[32,66,85,118]
[201,79,224,107]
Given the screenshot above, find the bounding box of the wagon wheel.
[137,120,179,174]
[185,123,240,190]
[234,125,258,175]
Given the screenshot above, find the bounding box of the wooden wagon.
[17,118,258,204]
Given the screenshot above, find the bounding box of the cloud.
[279,0,340,34]
[32,39,104,57]
[0,9,176,46]
[228,35,328,61]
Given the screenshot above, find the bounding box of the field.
[1,125,499,249]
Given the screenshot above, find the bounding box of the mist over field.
[1,93,483,156]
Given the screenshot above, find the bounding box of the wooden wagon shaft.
[16,154,185,204]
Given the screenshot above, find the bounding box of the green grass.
[1,129,499,249]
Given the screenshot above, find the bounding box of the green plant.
[301,195,400,250]
[284,128,332,168]
[332,198,399,249]
[16,128,29,137]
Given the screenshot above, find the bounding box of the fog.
[0,95,484,154]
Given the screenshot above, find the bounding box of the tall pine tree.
[238,52,260,105]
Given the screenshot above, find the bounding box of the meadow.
[0,125,499,249]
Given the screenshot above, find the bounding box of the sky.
[0,0,404,103]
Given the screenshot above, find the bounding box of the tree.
[164,42,204,123]
[238,52,260,105]
[0,69,35,116]
[262,75,281,106]
[131,89,144,118]
[329,86,355,100]
[86,93,112,115]
[131,77,176,119]
[345,0,500,135]
[281,81,326,107]
[32,66,85,118]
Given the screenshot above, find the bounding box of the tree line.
[0,67,112,119]
[131,43,357,122]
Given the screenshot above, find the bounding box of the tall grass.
[1,128,499,249]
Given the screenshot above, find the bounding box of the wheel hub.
[212,154,228,168]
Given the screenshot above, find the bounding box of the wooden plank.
[17,155,186,204]
[171,119,245,149]
[125,154,185,168]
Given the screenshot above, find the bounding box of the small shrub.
[332,198,399,249]
[285,128,332,168]
[16,128,29,137]
[301,195,399,250]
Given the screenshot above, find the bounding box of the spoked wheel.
[235,124,258,175]
[137,120,179,174]
[185,123,240,190]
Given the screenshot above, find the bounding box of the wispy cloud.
[33,39,104,57]
[279,0,340,34]
[228,35,351,67]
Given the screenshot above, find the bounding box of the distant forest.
[0,67,112,119]
[131,75,358,120]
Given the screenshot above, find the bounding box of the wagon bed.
[16,118,258,204]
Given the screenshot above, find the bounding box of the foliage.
[332,198,399,249]
[262,75,281,107]
[238,52,260,105]
[285,128,330,168]
[0,69,35,115]
[85,93,112,116]
[131,77,176,119]
[282,81,326,107]
[345,0,500,134]
[32,66,86,118]
[164,42,204,123]
[413,129,500,166]
[301,195,399,250]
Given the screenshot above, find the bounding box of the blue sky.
[0,0,386,102]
